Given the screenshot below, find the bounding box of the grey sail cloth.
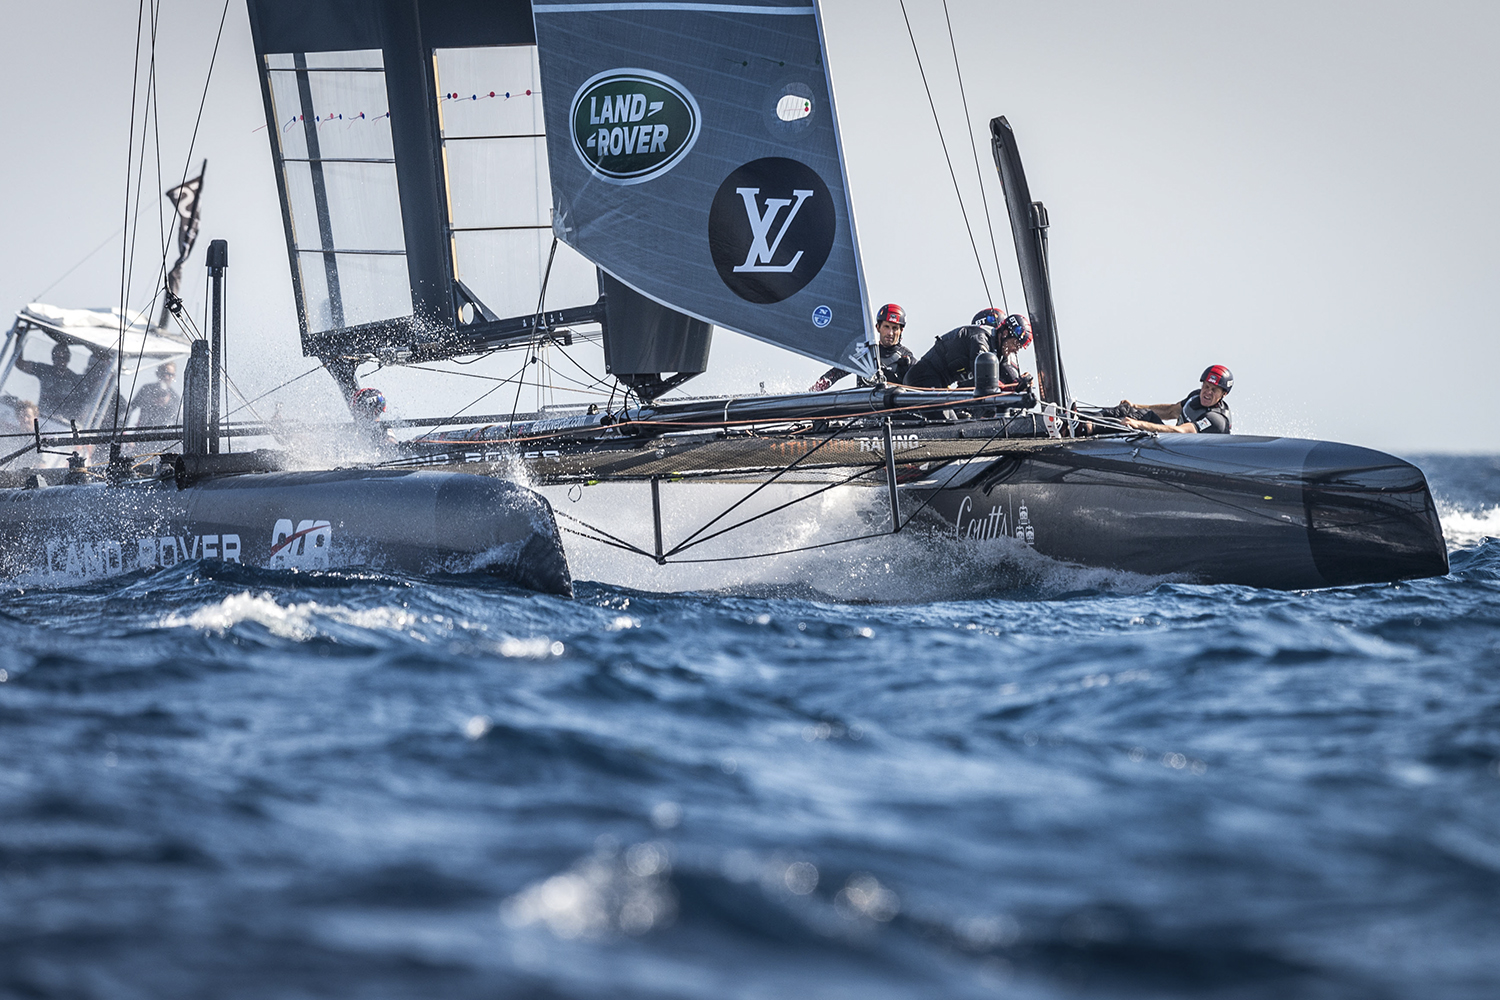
[532,0,875,376]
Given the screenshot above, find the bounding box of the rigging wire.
[897,0,993,306]
[508,237,560,429]
[547,337,620,395]
[111,0,150,436]
[30,196,165,303]
[940,0,1008,313]
[555,418,1028,566]
[120,0,171,436]
[221,364,329,420]
[172,0,232,194]
[103,0,230,441]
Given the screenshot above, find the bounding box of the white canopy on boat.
[16,302,191,359]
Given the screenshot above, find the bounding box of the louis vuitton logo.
[732,187,814,273]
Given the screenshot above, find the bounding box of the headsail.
[532,0,876,376]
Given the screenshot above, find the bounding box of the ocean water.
[1,454,1497,1000]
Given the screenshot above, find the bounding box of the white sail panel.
[532,0,874,374]
[434,45,598,321]
[265,49,413,333]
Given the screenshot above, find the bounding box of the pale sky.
[1,0,1496,453]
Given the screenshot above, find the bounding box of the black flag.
[158,161,206,328]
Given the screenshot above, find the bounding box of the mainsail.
[532,0,876,376]
[244,0,602,365]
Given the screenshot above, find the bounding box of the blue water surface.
[1,455,1497,999]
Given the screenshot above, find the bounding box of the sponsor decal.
[42,531,241,582]
[855,433,920,454]
[708,157,835,304]
[811,305,832,328]
[570,69,700,185]
[269,519,332,570]
[954,496,1036,547]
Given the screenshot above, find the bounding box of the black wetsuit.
[15,359,84,420]
[1097,391,1231,432]
[997,355,1025,387]
[813,343,916,389]
[1097,403,1164,424]
[129,381,180,427]
[905,325,1005,388]
[1179,391,1232,433]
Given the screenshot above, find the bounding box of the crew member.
[904,309,1033,390]
[351,386,396,451]
[810,303,915,390]
[1111,365,1234,434]
[127,361,180,427]
[15,341,84,421]
[995,315,1033,387]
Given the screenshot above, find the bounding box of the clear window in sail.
[266,49,412,333]
[433,45,597,323]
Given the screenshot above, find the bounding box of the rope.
[119,0,169,440]
[29,197,163,303]
[508,236,560,428]
[404,386,1028,449]
[664,423,846,553]
[551,411,1043,566]
[111,0,150,436]
[941,0,1008,313]
[668,463,884,556]
[897,0,992,306]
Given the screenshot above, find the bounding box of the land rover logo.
[708,157,835,304]
[570,69,700,185]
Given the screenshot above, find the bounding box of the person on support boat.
[15,342,85,422]
[809,303,915,390]
[127,361,180,428]
[904,308,1033,391]
[1109,365,1234,434]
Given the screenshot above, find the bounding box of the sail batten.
[533,0,876,375]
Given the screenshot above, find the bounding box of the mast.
[989,116,1070,408]
[207,240,227,453]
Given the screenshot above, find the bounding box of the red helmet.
[999,314,1032,350]
[876,303,906,327]
[1200,365,1233,393]
[352,387,387,415]
[972,308,1005,328]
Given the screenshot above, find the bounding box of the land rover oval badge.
[570,69,701,185]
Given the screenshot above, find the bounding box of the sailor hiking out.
[810,303,915,390]
[904,309,1033,390]
[1104,365,1234,434]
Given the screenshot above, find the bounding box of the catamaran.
[0,0,1448,594]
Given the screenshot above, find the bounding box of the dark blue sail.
[532,0,876,375]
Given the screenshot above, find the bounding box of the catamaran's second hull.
[0,469,572,595]
[908,434,1449,590]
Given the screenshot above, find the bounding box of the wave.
[1438,502,1500,551]
[160,592,420,640]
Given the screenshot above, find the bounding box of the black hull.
[0,469,572,596]
[910,435,1449,590]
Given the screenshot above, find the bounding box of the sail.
[532,0,875,375]
[245,0,603,362]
